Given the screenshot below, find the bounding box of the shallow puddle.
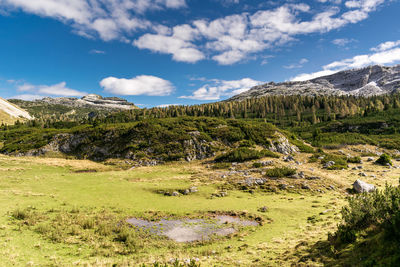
[126,215,258,242]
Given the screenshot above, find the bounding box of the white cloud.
[89,49,106,54]
[332,38,355,46]
[180,78,262,100]
[284,58,308,69]
[134,1,387,64]
[37,82,86,96]
[0,0,389,65]
[371,40,400,52]
[292,40,400,81]
[0,0,187,41]
[100,75,174,96]
[13,81,86,96]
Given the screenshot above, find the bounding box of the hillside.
[229,65,400,101]
[9,94,138,121]
[0,97,32,124]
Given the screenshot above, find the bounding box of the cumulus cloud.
[371,40,400,52]
[0,0,187,41]
[100,75,174,96]
[180,78,262,100]
[14,81,86,96]
[292,40,400,81]
[134,1,387,64]
[0,0,389,65]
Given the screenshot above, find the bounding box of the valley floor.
[0,146,399,266]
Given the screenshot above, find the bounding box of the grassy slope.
[0,109,18,125]
[2,146,400,266]
[0,156,342,266]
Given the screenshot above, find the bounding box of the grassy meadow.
[1,147,400,266]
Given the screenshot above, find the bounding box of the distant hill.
[39,94,138,110]
[0,97,32,124]
[229,65,400,101]
[8,94,138,121]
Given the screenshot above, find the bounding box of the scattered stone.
[353,179,376,193]
[327,185,335,190]
[284,155,295,162]
[318,156,325,160]
[259,160,274,166]
[171,191,180,196]
[279,184,288,190]
[298,171,305,179]
[323,161,335,168]
[357,166,363,170]
[358,172,367,177]
[258,206,268,213]
[212,191,228,197]
[189,187,198,193]
[301,184,310,190]
[367,157,375,162]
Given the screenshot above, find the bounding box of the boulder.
[353,179,376,193]
[269,133,299,155]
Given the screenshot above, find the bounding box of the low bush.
[264,167,296,178]
[375,154,392,166]
[347,156,362,164]
[334,183,400,246]
[215,148,278,163]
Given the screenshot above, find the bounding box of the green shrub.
[252,162,263,168]
[376,154,392,166]
[334,183,400,246]
[265,167,296,178]
[215,148,272,163]
[347,156,362,164]
[211,162,231,169]
[239,140,255,148]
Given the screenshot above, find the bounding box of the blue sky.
[0,0,399,107]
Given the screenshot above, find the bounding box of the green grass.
[0,156,340,266]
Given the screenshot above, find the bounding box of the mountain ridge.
[229,65,400,101]
[0,97,33,124]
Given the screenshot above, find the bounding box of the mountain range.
[229,65,400,101]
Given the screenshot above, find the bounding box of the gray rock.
[367,157,375,162]
[189,187,198,193]
[269,133,299,155]
[353,179,376,193]
[301,184,311,190]
[284,155,295,162]
[323,161,335,168]
[358,172,367,177]
[171,191,180,196]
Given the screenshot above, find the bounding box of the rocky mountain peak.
[229,64,400,101]
[40,95,138,110]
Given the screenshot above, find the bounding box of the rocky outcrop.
[0,97,32,120]
[353,179,376,193]
[269,133,299,155]
[40,94,137,110]
[229,65,400,100]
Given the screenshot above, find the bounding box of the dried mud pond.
[126,215,260,242]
